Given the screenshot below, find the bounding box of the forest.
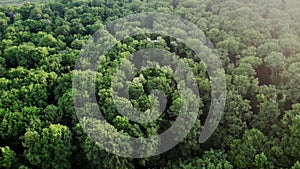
[0,0,300,168]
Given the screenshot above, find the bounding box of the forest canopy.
[0,0,300,168]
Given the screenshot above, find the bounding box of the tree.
[22,124,73,169]
[292,161,300,169]
[264,52,286,84]
[0,146,17,169]
[216,37,240,64]
[42,105,62,126]
[79,119,135,169]
[254,153,273,169]
[257,41,281,58]
[0,107,42,147]
[231,62,259,98]
[0,57,5,76]
[0,12,9,31]
[229,129,271,169]
[209,90,252,149]
[57,90,78,127]
[29,5,43,20]
[251,85,281,135]
[38,34,58,48]
[38,54,64,73]
[4,43,49,68]
[178,150,233,169]
[282,62,300,102]
[280,104,300,166]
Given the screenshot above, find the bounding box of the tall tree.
[22,124,73,169]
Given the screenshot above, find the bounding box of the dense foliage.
[0,0,300,168]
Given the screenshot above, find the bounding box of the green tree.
[264,52,286,84]
[178,150,233,169]
[251,85,281,135]
[281,104,300,166]
[229,129,271,168]
[0,146,17,169]
[282,62,300,102]
[22,124,73,169]
[254,153,273,169]
[210,90,252,149]
[292,161,300,169]
[4,43,49,68]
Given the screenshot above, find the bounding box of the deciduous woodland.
[0,0,300,168]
